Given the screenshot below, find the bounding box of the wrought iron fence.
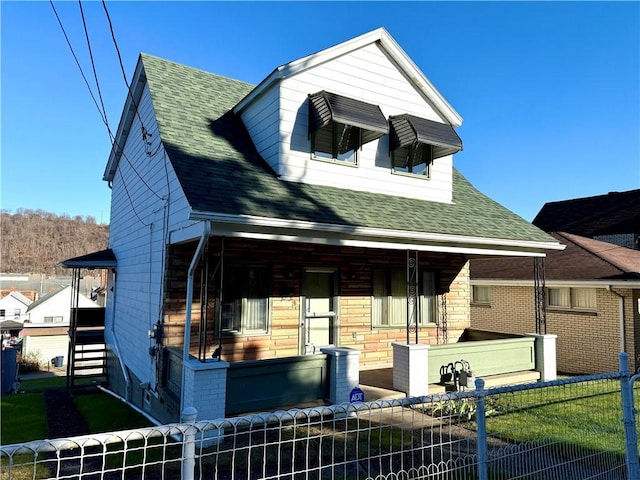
[2,358,638,480]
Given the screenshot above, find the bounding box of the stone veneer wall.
[163,237,471,368]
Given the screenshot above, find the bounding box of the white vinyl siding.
[238,43,454,204]
[107,84,193,388]
[22,335,69,367]
[26,286,98,325]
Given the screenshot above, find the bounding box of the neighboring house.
[470,232,640,374]
[0,290,32,323]
[65,28,562,423]
[22,285,99,367]
[533,189,640,250]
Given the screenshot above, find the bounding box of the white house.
[65,28,562,423]
[22,285,99,367]
[0,290,32,323]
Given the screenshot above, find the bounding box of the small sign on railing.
[349,386,365,403]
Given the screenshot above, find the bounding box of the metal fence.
[2,357,639,480]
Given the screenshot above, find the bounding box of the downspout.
[180,221,211,411]
[109,268,132,401]
[607,286,626,353]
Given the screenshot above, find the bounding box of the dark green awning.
[389,114,462,160]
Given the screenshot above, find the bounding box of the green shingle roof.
[141,53,555,245]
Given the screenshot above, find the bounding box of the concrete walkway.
[19,364,68,381]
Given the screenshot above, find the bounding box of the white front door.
[302,269,336,354]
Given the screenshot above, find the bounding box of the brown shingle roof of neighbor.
[138,54,558,246]
[532,189,640,237]
[470,232,640,281]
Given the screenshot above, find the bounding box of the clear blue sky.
[2,1,639,224]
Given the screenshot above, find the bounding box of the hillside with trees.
[0,209,109,275]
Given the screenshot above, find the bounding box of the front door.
[302,269,336,354]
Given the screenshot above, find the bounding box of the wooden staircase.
[67,308,107,391]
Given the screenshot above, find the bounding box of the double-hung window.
[472,285,491,304]
[547,287,596,311]
[221,264,270,335]
[372,269,436,327]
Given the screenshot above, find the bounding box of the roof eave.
[472,278,640,288]
[189,210,563,257]
[232,28,462,127]
[103,56,149,183]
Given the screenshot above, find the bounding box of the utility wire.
[50,0,165,215]
[101,0,146,134]
[78,0,109,133]
[49,0,108,128]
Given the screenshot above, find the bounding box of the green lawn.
[1,377,152,446]
[75,393,152,433]
[1,393,48,444]
[483,381,628,456]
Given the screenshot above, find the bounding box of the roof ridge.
[26,285,68,311]
[140,53,256,88]
[542,188,640,207]
[555,232,635,274]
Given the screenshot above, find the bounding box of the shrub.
[18,351,43,373]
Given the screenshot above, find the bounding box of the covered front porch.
[151,224,557,422]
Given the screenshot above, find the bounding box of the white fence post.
[320,347,360,404]
[180,406,198,480]
[619,352,640,480]
[392,342,430,396]
[527,333,557,381]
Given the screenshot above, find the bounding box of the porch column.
[321,347,360,405]
[392,342,430,397]
[182,358,230,421]
[527,333,557,381]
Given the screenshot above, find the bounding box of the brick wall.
[470,284,638,374]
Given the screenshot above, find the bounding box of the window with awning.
[308,91,388,163]
[389,114,462,176]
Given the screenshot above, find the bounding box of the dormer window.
[308,91,388,164]
[389,114,462,177]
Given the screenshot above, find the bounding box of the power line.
[101,0,149,143]
[49,0,108,128]
[50,0,165,216]
[78,0,109,132]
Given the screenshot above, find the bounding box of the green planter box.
[428,337,535,384]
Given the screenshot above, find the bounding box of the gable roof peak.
[233,28,462,127]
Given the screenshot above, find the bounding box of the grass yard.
[0,393,48,445]
[1,376,152,446]
[74,392,152,433]
[483,380,627,456]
